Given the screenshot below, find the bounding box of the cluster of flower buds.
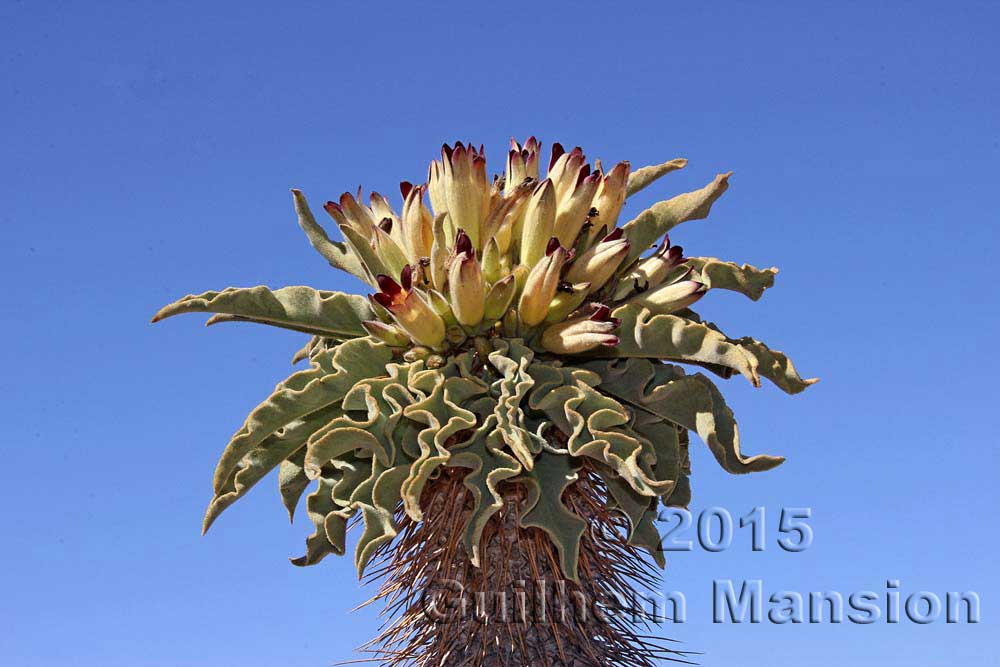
[321,139,708,356]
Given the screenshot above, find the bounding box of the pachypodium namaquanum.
[153,138,816,667]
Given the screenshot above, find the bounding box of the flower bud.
[540,307,620,354]
[371,223,410,278]
[427,160,447,220]
[518,239,569,327]
[563,229,630,292]
[505,136,541,196]
[628,279,707,313]
[553,168,601,248]
[448,231,485,327]
[481,237,502,284]
[425,287,457,325]
[362,320,411,347]
[403,346,432,362]
[441,142,489,249]
[591,161,630,230]
[369,192,401,236]
[335,190,378,237]
[547,145,587,203]
[429,213,451,291]
[543,281,591,323]
[614,240,685,299]
[401,184,434,260]
[483,273,516,321]
[519,179,557,268]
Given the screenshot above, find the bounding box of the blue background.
[2,1,997,665]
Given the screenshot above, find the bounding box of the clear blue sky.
[2,2,997,665]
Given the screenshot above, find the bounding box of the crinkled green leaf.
[621,172,731,266]
[400,357,489,520]
[278,450,310,521]
[291,336,323,365]
[450,416,523,567]
[202,404,342,532]
[583,358,785,474]
[152,286,374,340]
[350,461,413,577]
[686,257,777,301]
[625,157,687,197]
[526,362,669,496]
[486,339,539,470]
[200,337,392,532]
[518,453,587,582]
[664,429,692,508]
[725,335,818,395]
[290,476,352,567]
[292,189,370,284]
[304,363,420,476]
[597,467,665,568]
[598,305,761,386]
[680,313,818,394]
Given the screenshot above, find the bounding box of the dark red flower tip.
[525,136,538,149]
[603,227,624,242]
[323,201,342,214]
[400,264,413,292]
[400,181,414,199]
[442,143,455,160]
[376,274,402,296]
[667,245,684,263]
[372,292,393,308]
[545,237,562,256]
[601,335,620,347]
[378,217,393,234]
[455,229,474,256]
[589,304,612,321]
[574,164,592,187]
[508,148,519,162]
[549,142,565,170]
[569,146,584,158]
[509,137,520,150]
[661,233,671,250]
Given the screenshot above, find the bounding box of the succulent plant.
[153,138,816,666]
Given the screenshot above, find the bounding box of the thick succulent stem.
[361,465,690,667]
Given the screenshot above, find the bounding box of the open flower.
[372,265,446,348]
[540,303,621,354]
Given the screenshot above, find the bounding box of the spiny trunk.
[361,464,690,667]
